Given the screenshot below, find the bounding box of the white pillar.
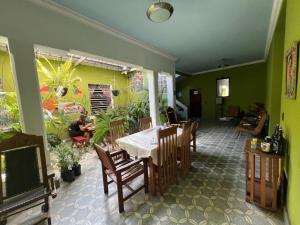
[147,70,160,126]
[165,73,175,108]
[8,41,50,163]
[9,41,44,135]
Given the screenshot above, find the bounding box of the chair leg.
[47,217,52,225]
[193,136,196,152]
[116,179,124,213]
[102,166,108,194]
[143,159,149,193]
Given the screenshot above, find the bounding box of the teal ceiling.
[52,0,273,74]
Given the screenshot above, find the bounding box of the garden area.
[0,48,170,183]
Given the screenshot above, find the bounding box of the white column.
[8,41,50,163]
[9,41,44,135]
[147,70,160,126]
[165,73,175,108]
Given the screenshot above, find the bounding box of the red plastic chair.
[71,136,87,148]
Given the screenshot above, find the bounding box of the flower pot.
[73,164,81,176]
[112,90,119,96]
[61,169,75,182]
[55,86,68,97]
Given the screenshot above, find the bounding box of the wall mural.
[129,71,144,92]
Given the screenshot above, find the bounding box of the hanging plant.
[112,90,119,96]
[36,56,82,98]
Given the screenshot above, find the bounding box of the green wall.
[177,63,267,118]
[37,59,131,114]
[265,3,286,134]
[277,0,300,224]
[0,51,15,92]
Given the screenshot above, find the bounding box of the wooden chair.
[226,105,240,118]
[138,117,152,131]
[177,121,192,177]
[109,119,125,151]
[166,107,187,127]
[94,144,148,213]
[190,121,199,152]
[0,133,56,225]
[157,126,178,194]
[238,111,267,137]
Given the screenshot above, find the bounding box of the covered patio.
[8,122,284,225]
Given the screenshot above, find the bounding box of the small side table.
[244,139,284,210]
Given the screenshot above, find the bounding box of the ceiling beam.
[264,0,284,60]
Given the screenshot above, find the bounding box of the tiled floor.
[9,121,284,225]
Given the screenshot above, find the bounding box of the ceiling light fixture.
[147,0,174,23]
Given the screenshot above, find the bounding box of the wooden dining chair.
[178,121,192,177]
[109,119,125,151]
[190,121,199,152]
[166,107,187,127]
[94,144,148,213]
[0,133,56,225]
[157,126,178,194]
[138,117,152,131]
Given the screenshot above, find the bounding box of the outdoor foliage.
[126,99,150,134]
[36,56,81,96]
[93,107,127,144]
[37,56,85,142]
[0,92,21,142]
[53,142,82,171]
[93,98,150,144]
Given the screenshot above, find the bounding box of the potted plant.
[71,148,82,176]
[36,56,82,98]
[54,143,75,182]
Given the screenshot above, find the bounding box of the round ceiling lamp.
[147,1,174,23]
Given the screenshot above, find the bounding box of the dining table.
[116,126,182,194]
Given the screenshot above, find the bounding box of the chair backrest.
[226,106,240,117]
[157,126,177,193]
[180,121,192,176]
[94,143,116,172]
[109,119,125,150]
[139,117,152,131]
[253,111,267,135]
[166,107,178,125]
[0,133,48,202]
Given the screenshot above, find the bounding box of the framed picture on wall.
[285,41,299,99]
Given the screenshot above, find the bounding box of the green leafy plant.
[36,56,81,94]
[71,148,82,167]
[47,133,62,147]
[158,87,168,124]
[0,92,21,133]
[53,143,73,172]
[126,98,150,134]
[93,107,126,144]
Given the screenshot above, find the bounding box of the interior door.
[190,89,202,118]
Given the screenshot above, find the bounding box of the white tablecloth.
[116,127,182,165]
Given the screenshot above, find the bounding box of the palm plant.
[36,56,81,97]
[93,107,126,144]
[126,99,150,134]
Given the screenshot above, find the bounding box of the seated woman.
[69,114,93,142]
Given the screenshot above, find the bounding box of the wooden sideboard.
[244,139,284,210]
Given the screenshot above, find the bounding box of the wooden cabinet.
[244,139,284,210]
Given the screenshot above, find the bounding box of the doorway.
[189,89,202,118]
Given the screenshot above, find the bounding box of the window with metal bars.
[88,84,113,114]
